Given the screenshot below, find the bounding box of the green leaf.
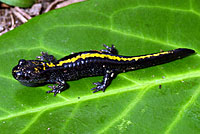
[0,0,200,133]
[0,0,35,7]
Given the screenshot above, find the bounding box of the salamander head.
[12,59,47,86]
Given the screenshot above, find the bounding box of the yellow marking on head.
[56,51,172,66]
[46,62,55,67]
[32,61,39,65]
[42,62,46,70]
[34,67,40,73]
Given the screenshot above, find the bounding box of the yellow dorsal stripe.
[56,51,171,67]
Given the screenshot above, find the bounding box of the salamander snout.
[12,59,34,81]
[12,59,27,80]
[12,67,22,80]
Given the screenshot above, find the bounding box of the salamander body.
[12,45,195,96]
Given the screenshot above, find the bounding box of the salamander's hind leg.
[37,52,57,63]
[91,70,117,93]
[100,44,118,55]
[46,78,68,96]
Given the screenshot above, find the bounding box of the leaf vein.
[164,85,200,134]
[98,85,151,134]
[19,110,46,134]
[110,5,195,19]
[45,24,186,49]
[62,103,81,130]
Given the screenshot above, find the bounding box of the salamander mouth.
[19,81,47,87]
[12,66,21,79]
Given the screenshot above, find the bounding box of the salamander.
[12,45,195,96]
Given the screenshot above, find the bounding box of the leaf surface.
[0,0,200,133]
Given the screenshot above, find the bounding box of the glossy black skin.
[12,45,195,96]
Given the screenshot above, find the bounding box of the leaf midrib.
[0,70,200,121]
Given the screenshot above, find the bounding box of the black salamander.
[12,45,195,96]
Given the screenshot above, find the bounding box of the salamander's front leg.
[46,78,68,96]
[37,52,57,63]
[100,44,118,55]
[91,70,116,93]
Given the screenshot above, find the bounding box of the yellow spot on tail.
[56,51,172,66]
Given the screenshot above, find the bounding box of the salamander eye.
[18,59,26,66]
